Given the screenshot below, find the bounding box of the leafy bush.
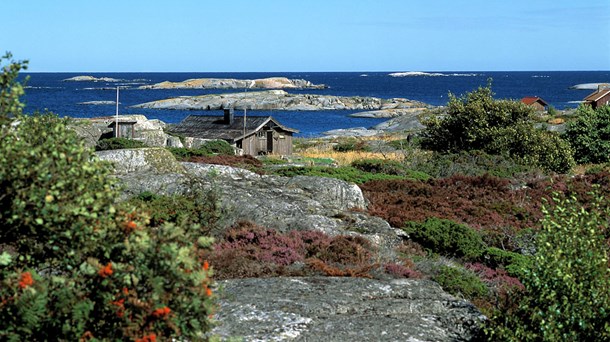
[488,194,610,341]
[95,137,148,151]
[351,158,430,181]
[168,140,235,160]
[403,218,486,260]
[420,83,574,173]
[563,104,610,164]
[333,138,370,152]
[0,54,215,341]
[126,192,220,234]
[433,265,489,299]
[482,247,532,278]
[408,150,542,179]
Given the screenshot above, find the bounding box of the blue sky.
[2,0,609,72]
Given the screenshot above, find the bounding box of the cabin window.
[257,131,266,139]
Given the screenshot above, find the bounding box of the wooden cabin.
[521,97,548,111]
[108,120,137,139]
[584,84,610,109]
[169,109,298,156]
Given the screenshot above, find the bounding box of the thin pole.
[243,80,254,139]
[243,83,247,139]
[115,87,119,138]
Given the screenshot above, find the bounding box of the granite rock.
[213,277,485,341]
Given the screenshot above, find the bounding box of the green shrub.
[95,137,148,150]
[409,150,541,179]
[488,193,610,341]
[420,82,574,173]
[268,165,427,184]
[333,138,369,152]
[0,54,215,341]
[402,218,486,260]
[563,104,610,164]
[482,247,532,278]
[350,158,431,181]
[126,192,220,234]
[168,140,235,160]
[433,265,489,299]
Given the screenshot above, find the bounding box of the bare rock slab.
[213,277,484,341]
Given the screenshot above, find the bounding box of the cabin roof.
[521,96,548,106]
[168,115,298,141]
[584,89,610,102]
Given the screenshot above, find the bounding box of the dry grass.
[299,145,406,166]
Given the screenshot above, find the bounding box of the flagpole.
[115,86,119,138]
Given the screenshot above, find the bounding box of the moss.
[143,148,185,174]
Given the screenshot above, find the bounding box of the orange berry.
[98,263,113,278]
[18,272,34,289]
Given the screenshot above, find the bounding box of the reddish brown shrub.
[305,258,376,278]
[383,263,423,279]
[205,222,378,279]
[190,155,263,173]
[361,174,548,233]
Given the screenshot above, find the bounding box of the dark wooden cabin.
[108,120,137,138]
[169,109,298,156]
[584,84,610,109]
[521,96,548,111]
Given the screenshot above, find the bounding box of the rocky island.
[139,77,327,90]
[132,89,431,112]
[63,75,123,82]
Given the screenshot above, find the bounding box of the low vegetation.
[3,51,610,341]
[95,137,148,151]
[0,54,215,341]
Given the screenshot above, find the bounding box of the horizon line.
[22,69,610,73]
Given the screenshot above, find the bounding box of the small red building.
[584,84,610,109]
[521,97,548,111]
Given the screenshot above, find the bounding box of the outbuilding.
[521,96,548,111]
[584,84,610,109]
[169,109,298,156]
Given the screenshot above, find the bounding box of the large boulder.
[96,148,185,175]
[103,151,405,260]
[212,277,485,341]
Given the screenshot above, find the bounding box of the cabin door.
[267,131,273,153]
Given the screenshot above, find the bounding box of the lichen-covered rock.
[212,277,485,341]
[96,148,185,175]
[108,159,405,260]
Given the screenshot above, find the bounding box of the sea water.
[20,71,610,137]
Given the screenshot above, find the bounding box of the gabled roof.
[521,96,548,106]
[168,115,298,141]
[584,89,610,102]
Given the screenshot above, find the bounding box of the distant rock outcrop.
[139,77,327,90]
[569,83,608,90]
[77,101,117,105]
[214,277,484,342]
[63,75,122,82]
[132,90,429,112]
